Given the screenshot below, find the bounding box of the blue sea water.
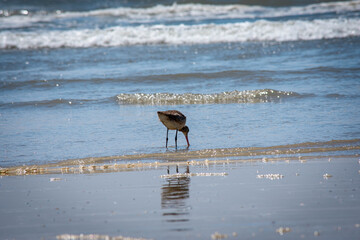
[0,0,360,167]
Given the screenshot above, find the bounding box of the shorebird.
[157,110,190,148]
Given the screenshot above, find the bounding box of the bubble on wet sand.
[257,173,284,180]
[161,172,228,178]
[50,178,62,182]
[56,234,150,240]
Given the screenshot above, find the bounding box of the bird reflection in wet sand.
[161,166,192,231]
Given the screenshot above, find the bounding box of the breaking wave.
[58,0,360,20]
[1,1,360,28]
[1,17,359,49]
[0,89,308,108]
[116,89,305,105]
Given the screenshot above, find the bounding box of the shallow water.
[1,1,360,167]
[0,157,359,240]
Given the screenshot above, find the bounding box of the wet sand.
[1,155,360,240]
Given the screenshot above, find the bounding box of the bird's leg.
[176,165,179,173]
[175,129,178,149]
[166,128,169,148]
[167,166,170,175]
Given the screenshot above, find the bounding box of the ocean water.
[1,0,360,167]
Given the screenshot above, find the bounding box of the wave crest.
[1,18,360,49]
[1,0,359,28]
[116,89,302,105]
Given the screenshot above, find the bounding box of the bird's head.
[180,126,190,148]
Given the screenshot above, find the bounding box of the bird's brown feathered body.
[157,110,186,130]
[157,110,190,148]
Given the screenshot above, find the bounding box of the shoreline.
[1,138,359,176]
[0,154,358,177]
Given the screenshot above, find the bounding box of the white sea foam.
[75,0,360,20]
[1,1,360,29]
[116,89,301,105]
[0,14,54,29]
[1,18,359,49]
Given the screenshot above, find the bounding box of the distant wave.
[0,98,110,108]
[1,18,359,49]
[116,89,306,105]
[62,0,360,20]
[2,87,358,108]
[1,0,359,29]
[0,89,307,108]
[2,68,360,91]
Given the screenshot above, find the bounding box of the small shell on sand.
[211,232,228,239]
[323,173,333,179]
[276,227,291,235]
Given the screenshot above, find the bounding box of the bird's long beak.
[185,133,190,148]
